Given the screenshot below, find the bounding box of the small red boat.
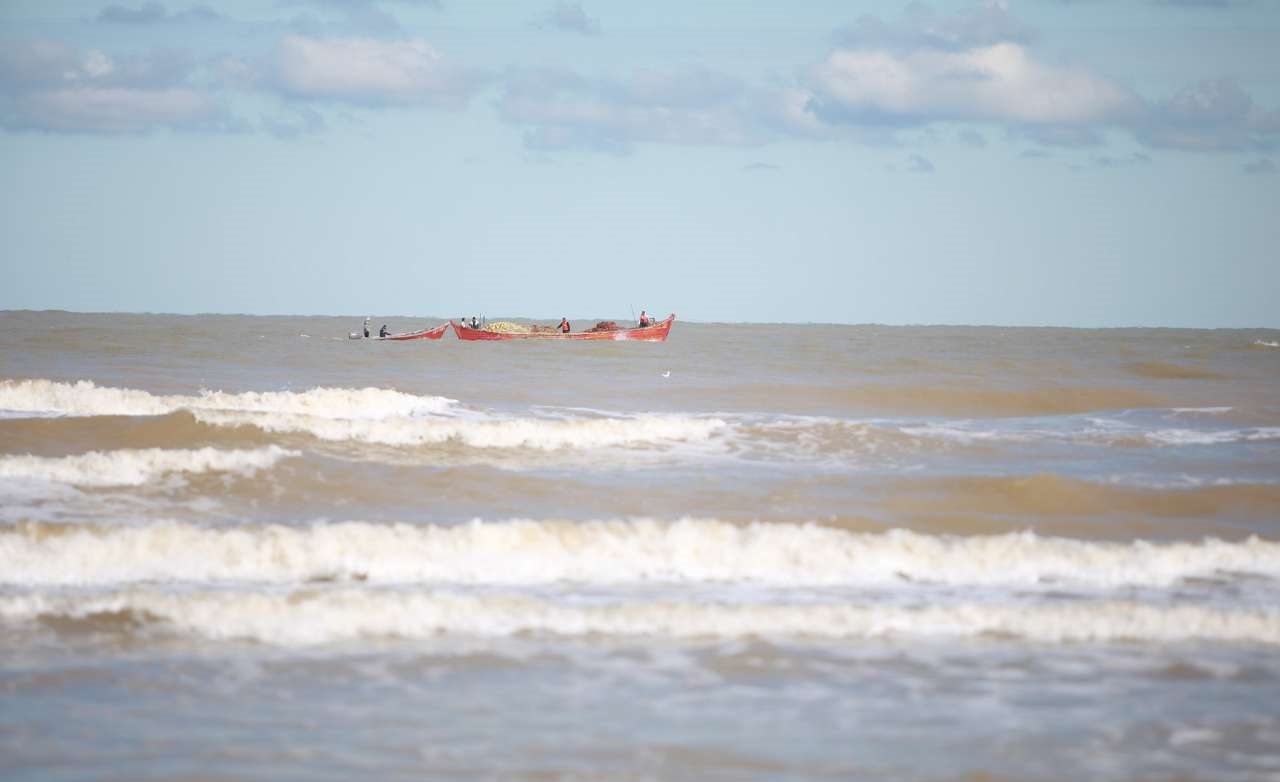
[376,323,449,341]
[451,314,676,342]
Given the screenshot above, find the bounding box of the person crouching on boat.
[559,317,571,333]
[638,310,650,327]
[379,324,390,338]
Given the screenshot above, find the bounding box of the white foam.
[901,418,1280,448]
[0,379,454,420]
[0,446,298,487]
[0,379,723,451]
[3,589,1276,646]
[3,519,1278,589]
[1169,407,1233,415]
[1145,427,1280,446]
[191,409,726,449]
[1254,340,1279,348]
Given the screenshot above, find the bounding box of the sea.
[2,310,1279,782]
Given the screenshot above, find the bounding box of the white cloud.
[1137,78,1280,151]
[14,86,221,132]
[500,66,763,152]
[0,40,234,132]
[806,42,1136,127]
[271,36,485,107]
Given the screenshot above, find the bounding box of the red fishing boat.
[372,323,450,341]
[450,314,676,342]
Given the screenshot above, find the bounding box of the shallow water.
[2,311,1279,781]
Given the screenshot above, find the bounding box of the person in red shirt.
[638,310,650,327]
[559,317,571,333]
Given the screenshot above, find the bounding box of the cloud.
[804,41,1137,129]
[1136,78,1280,152]
[788,2,1279,159]
[97,3,225,24]
[499,66,763,152]
[1013,124,1105,148]
[268,36,486,107]
[1242,158,1275,175]
[0,40,236,132]
[1152,0,1247,7]
[260,104,326,139]
[98,2,167,23]
[281,0,442,36]
[12,87,227,132]
[1092,151,1151,168]
[536,3,601,35]
[836,3,1035,51]
[904,153,935,173]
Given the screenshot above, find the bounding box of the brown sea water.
[2,311,1280,781]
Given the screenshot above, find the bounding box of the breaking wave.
[4,518,1278,588]
[3,590,1276,646]
[189,409,725,450]
[0,379,453,420]
[0,379,724,451]
[0,446,298,487]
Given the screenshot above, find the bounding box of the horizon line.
[2,308,1278,331]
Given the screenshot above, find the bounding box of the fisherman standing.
[559,317,571,333]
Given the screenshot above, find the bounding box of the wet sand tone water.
[2,311,1279,781]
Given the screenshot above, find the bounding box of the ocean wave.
[1144,427,1280,446]
[3,589,1276,646]
[0,379,724,451]
[901,418,1280,449]
[190,409,726,450]
[3,518,1277,588]
[0,446,298,487]
[1252,340,1279,349]
[0,379,454,420]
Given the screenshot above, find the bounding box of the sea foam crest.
[190,409,725,449]
[0,379,454,420]
[3,519,1278,588]
[3,589,1276,646]
[0,446,298,487]
[0,379,723,450]
[1144,427,1280,446]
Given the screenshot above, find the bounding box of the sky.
[1,0,1277,327]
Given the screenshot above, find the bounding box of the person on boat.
[559,317,571,333]
[379,324,390,338]
[362,318,370,339]
[638,310,650,327]
[470,317,480,329]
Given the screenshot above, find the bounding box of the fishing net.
[484,321,533,334]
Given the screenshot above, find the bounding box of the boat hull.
[375,323,449,341]
[451,315,675,342]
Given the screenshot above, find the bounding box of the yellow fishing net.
[484,321,533,333]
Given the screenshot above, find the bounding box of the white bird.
[662,371,671,378]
